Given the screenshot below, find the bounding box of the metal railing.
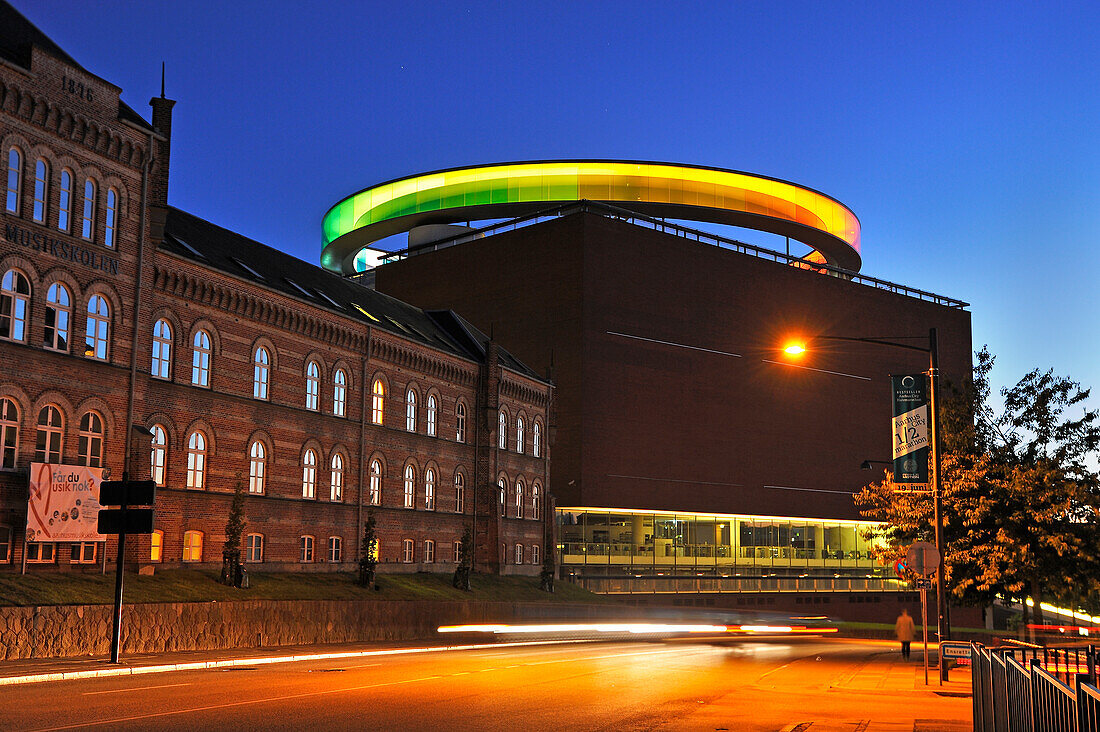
[572,574,903,595]
[357,200,968,310]
[972,642,1099,731]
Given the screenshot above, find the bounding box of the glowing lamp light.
[783,343,806,356]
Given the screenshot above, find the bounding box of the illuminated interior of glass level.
[556,508,888,575]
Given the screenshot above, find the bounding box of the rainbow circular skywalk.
[321,161,861,274]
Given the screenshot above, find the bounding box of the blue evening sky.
[20,1,1100,414]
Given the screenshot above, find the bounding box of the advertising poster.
[26,462,106,543]
[890,374,930,488]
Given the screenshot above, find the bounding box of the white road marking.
[81,682,192,696]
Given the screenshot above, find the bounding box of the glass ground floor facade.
[557,507,890,577]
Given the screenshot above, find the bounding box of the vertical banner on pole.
[891,375,930,489]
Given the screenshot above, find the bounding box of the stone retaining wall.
[0,600,628,661]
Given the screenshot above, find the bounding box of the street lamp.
[782,328,950,652]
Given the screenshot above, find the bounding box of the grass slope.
[0,570,609,607]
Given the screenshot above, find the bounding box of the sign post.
[907,542,940,686]
[97,476,156,664]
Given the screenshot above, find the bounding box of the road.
[0,638,970,731]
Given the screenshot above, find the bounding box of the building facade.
[332,171,974,595]
[0,2,551,575]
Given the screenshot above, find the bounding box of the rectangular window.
[70,542,97,564]
[453,540,462,563]
[183,531,203,562]
[532,544,540,566]
[247,534,264,563]
[150,530,163,562]
[0,526,11,562]
[26,542,55,563]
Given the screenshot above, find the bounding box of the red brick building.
[0,2,551,575]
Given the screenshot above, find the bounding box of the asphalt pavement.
[0,637,972,731]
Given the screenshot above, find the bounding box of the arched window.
[328,536,343,563]
[248,441,265,494]
[81,178,96,240]
[305,361,320,411]
[330,452,344,502]
[302,448,317,499]
[369,459,382,505]
[426,394,438,437]
[405,388,417,432]
[150,424,167,485]
[516,416,525,454]
[533,422,542,458]
[532,543,541,566]
[253,346,269,399]
[300,535,315,562]
[84,294,110,360]
[332,369,347,417]
[403,464,415,508]
[45,282,71,352]
[151,319,172,379]
[33,158,48,222]
[424,467,435,510]
[34,406,63,463]
[0,269,30,343]
[150,530,163,562]
[5,147,21,213]
[186,431,206,489]
[104,188,118,248]
[455,401,467,442]
[77,412,104,467]
[191,330,211,387]
[0,398,19,469]
[58,169,73,231]
[183,531,203,562]
[246,534,264,563]
[454,472,464,514]
[515,544,524,565]
[371,379,384,425]
[532,483,542,521]
[402,539,414,563]
[498,410,507,449]
[498,477,506,518]
[515,478,524,519]
[423,539,435,563]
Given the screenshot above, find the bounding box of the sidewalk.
[831,642,972,696]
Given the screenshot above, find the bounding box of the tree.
[539,528,555,593]
[358,509,378,588]
[221,479,246,587]
[452,524,472,591]
[856,348,1100,630]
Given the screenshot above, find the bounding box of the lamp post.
[784,328,950,653]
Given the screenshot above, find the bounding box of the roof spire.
[160,62,165,98]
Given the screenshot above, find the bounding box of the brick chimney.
[147,95,176,243]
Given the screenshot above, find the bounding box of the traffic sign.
[97,508,154,535]
[893,559,908,577]
[940,642,971,660]
[914,578,933,589]
[99,479,156,506]
[906,541,940,577]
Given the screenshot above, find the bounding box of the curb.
[0,638,586,687]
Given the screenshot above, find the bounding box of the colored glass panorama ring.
[321,161,861,274]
